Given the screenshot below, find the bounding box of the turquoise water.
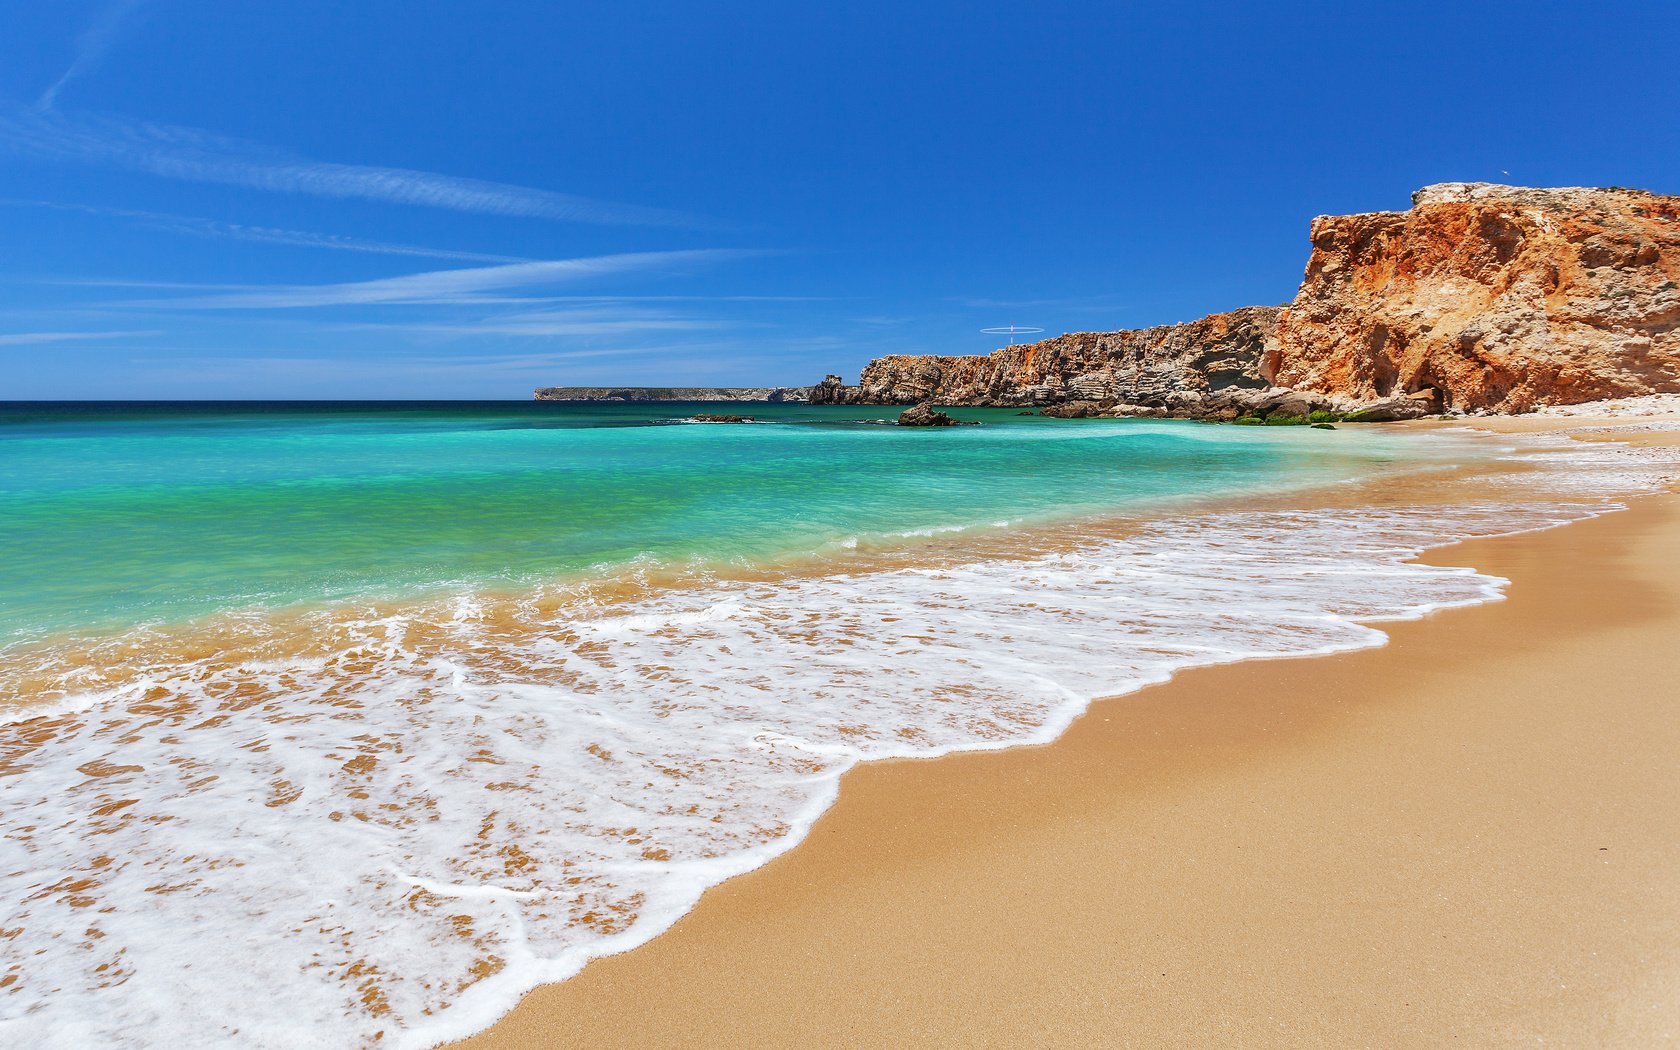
[10,401,1657,1049]
[0,400,1461,641]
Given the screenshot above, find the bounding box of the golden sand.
[455,421,1680,1048]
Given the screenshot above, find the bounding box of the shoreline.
[6,413,1676,1045]
[0,421,1530,715]
[454,420,1680,1048]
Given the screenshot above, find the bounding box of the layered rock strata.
[1270,183,1680,412]
[813,183,1680,416]
[810,306,1283,412]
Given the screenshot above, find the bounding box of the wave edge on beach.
[2,429,1678,1047]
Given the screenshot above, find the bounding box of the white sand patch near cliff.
[1530,393,1680,418]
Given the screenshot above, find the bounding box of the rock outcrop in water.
[811,183,1680,416]
[896,402,974,426]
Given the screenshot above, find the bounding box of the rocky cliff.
[810,306,1282,408]
[813,183,1680,415]
[1268,183,1680,412]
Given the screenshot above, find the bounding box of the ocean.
[0,400,1476,641]
[0,401,1670,1046]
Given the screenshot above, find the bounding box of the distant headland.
[538,183,1679,421]
[533,386,812,402]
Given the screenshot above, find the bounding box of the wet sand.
[456,425,1680,1048]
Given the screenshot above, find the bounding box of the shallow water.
[1,402,1673,1047]
[1,400,1469,641]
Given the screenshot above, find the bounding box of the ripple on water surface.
[1,412,1676,1047]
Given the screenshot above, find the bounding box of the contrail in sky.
[38,0,148,110]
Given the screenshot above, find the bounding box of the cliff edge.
[1269,182,1680,412]
[811,306,1281,409]
[812,183,1680,415]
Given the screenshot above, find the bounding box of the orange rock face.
[812,307,1282,406]
[813,183,1680,415]
[1268,183,1680,411]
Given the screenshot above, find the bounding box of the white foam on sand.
[0,437,1675,1048]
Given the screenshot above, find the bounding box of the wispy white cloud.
[468,294,831,303]
[128,345,747,390]
[0,105,703,228]
[157,220,530,263]
[109,249,763,309]
[0,328,161,346]
[3,198,528,263]
[368,301,764,332]
[342,309,739,338]
[38,0,147,109]
[268,292,830,306]
[951,293,1130,311]
[42,277,260,291]
[849,315,916,326]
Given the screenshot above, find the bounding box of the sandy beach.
[6,7,1676,1043]
[457,420,1680,1048]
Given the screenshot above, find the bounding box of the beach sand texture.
[459,422,1680,1048]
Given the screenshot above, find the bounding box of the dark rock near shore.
[1341,397,1431,423]
[691,414,755,423]
[1038,400,1106,418]
[896,403,975,427]
[1266,394,1323,418]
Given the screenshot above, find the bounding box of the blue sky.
[3,0,1676,398]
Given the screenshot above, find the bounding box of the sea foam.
[0,435,1674,1048]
